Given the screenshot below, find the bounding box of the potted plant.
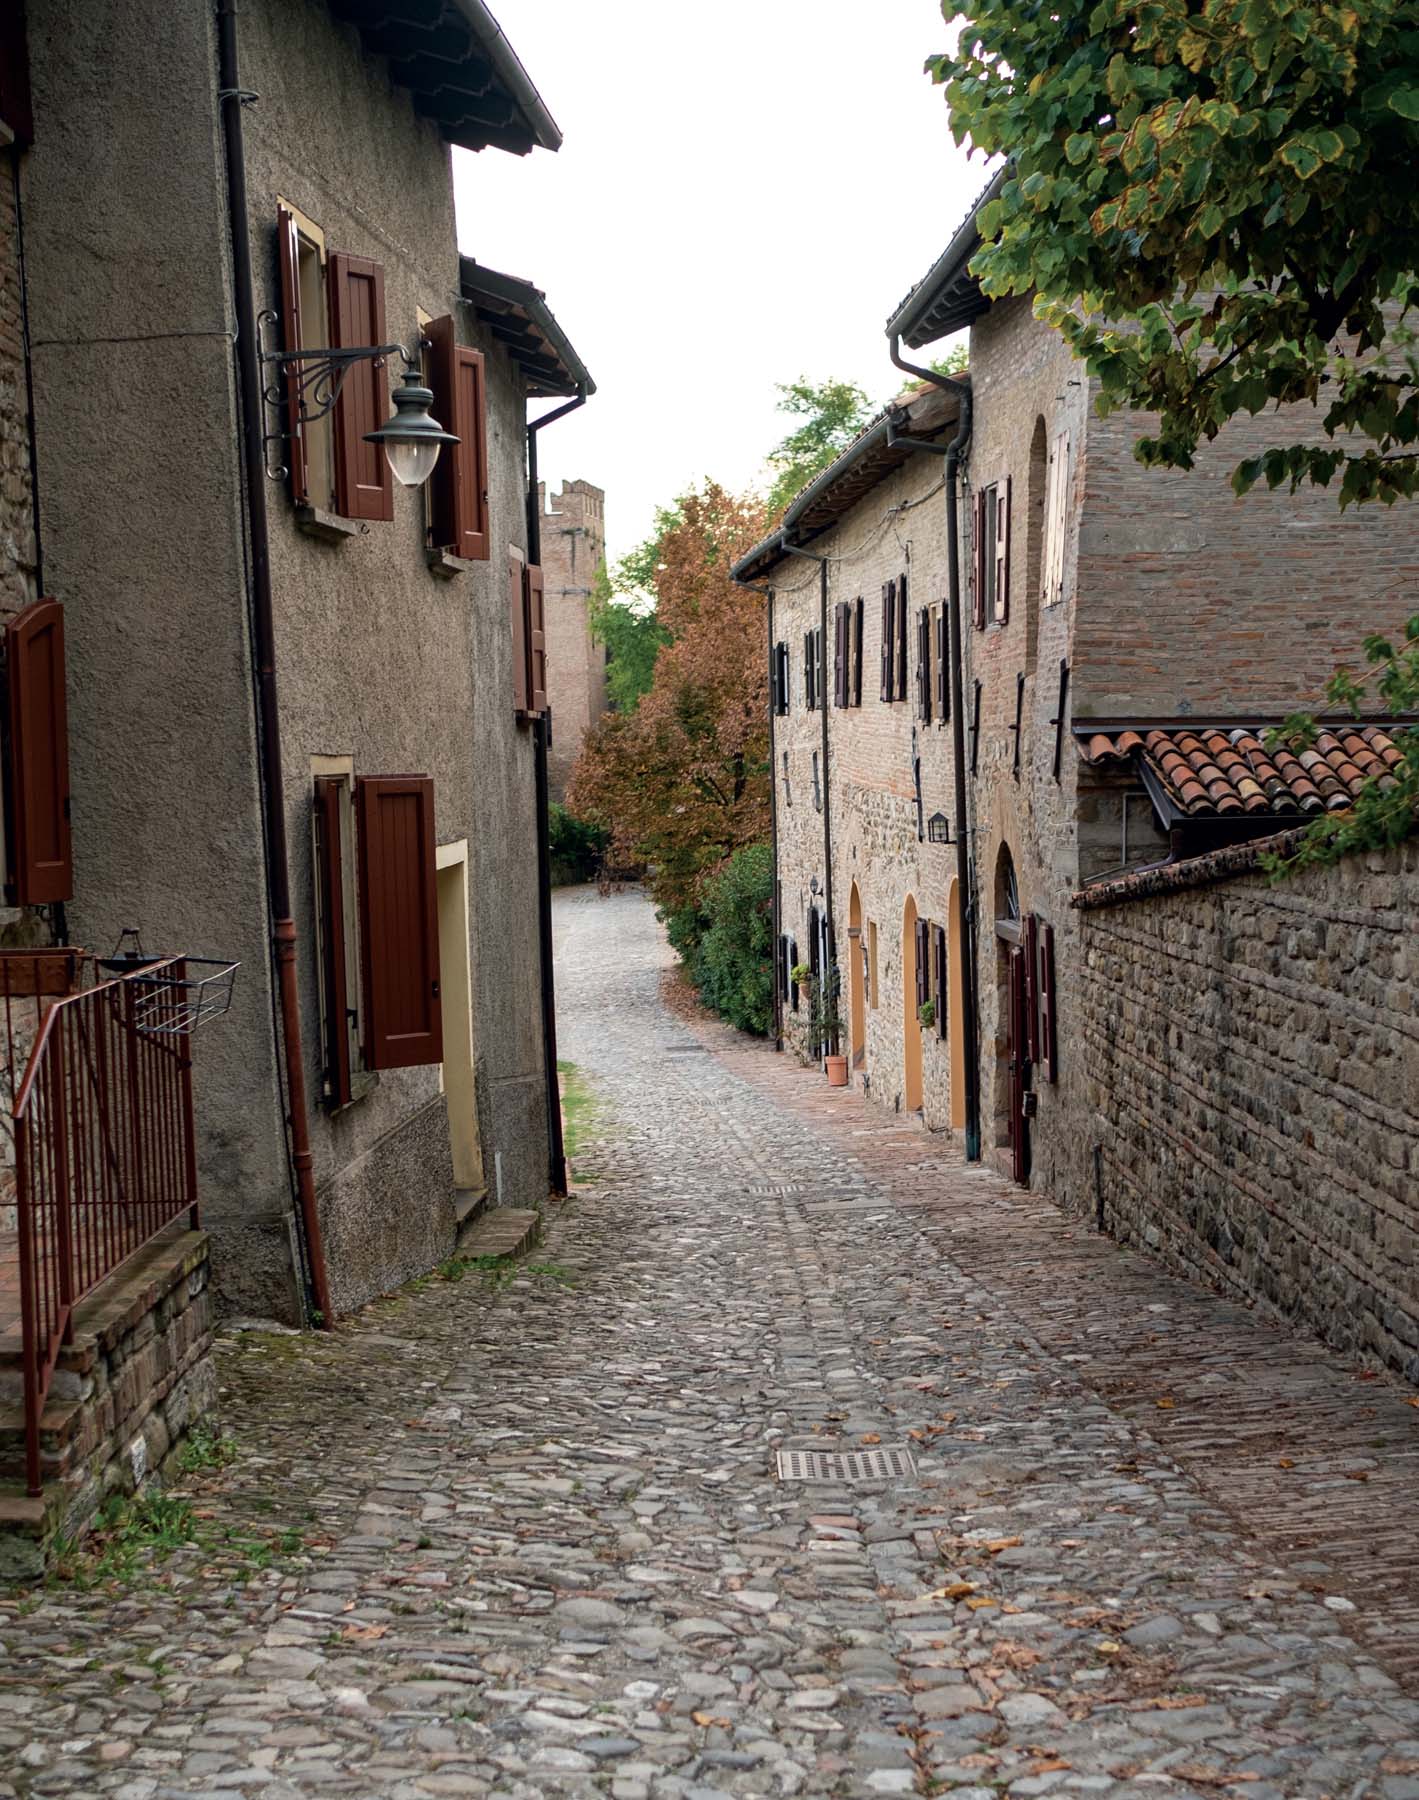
[917,998,936,1030]
[811,966,848,1087]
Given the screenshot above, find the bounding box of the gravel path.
[1,884,1417,1799]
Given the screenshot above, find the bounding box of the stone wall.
[540,479,607,803]
[1070,836,1419,1379]
[0,1226,217,1577]
[0,139,36,626]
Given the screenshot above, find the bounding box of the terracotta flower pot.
[824,1053,848,1087]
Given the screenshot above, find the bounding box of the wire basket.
[127,959,240,1037]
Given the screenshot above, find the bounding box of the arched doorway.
[902,894,923,1113]
[848,882,866,1073]
[947,877,966,1130]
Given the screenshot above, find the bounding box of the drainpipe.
[779,542,836,1050]
[888,337,980,1160]
[766,586,781,1051]
[526,390,586,1197]
[217,1,333,1324]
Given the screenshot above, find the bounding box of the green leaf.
[1278,137,1322,178]
[1387,86,1419,120]
[1065,131,1093,165]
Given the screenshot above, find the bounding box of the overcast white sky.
[451,1,982,567]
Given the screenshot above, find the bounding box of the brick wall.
[1069,837,1419,1379]
[541,479,608,803]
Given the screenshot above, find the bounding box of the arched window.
[1024,417,1046,678]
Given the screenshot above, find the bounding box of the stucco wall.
[1070,837,1419,1379]
[541,479,607,803]
[0,138,35,626]
[21,0,294,1317]
[21,0,551,1321]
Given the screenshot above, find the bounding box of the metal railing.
[12,958,199,1494]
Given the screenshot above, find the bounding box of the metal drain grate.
[777,1444,917,1483]
[748,1183,806,1197]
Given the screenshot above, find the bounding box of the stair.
[455,1207,541,1262]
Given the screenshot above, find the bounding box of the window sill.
[296,504,364,544]
[427,547,477,580]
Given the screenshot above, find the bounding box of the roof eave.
[450,0,561,152]
[885,165,1007,349]
[458,259,595,398]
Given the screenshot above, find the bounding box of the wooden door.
[1008,944,1030,1185]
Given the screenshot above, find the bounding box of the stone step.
[0,1481,70,1581]
[452,1186,488,1245]
[455,1207,541,1262]
[0,1391,83,1481]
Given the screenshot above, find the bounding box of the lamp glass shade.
[385,438,442,487]
[363,373,459,490]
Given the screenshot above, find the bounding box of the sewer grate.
[748,1183,806,1197]
[776,1444,917,1484]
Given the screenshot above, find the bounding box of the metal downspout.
[888,336,981,1160]
[779,541,836,1053]
[217,1,334,1324]
[526,389,586,1197]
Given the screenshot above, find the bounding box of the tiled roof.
[1080,724,1406,818]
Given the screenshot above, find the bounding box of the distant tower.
[539,479,609,803]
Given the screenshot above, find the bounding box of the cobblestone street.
[4,885,1419,1799]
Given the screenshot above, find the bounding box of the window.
[932,923,948,1040]
[277,201,392,523]
[934,602,950,723]
[771,640,790,716]
[973,478,1012,627]
[833,599,864,708]
[1042,432,1071,607]
[425,315,489,561]
[880,577,910,702]
[312,768,443,1103]
[916,606,933,723]
[803,626,823,710]
[811,749,822,813]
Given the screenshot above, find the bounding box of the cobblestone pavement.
[4,886,1419,1799]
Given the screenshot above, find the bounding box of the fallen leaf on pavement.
[1155,1397,1175,1410]
[692,1712,730,1728]
[340,1624,387,1642]
[860,1433,882,1445]
[965,1597,996,1611]
[985,1537,1023,1553]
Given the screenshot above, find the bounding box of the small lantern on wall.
[927,811,954,845]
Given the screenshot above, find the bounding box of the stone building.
[538,479,608,801]
[0,0,591,1559]
[736,171,1417,1222]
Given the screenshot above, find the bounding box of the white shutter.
[1043,431,1071,606]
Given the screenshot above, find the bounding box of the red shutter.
[895,572,909,701]
[313,777,353,1108]
[933,923,948,1040]
[972,490,987,629]
[509,547,530,716]
[329,252,393,523]
[527,563,548,714]
[852,596,864,706]
[355,776,442,1069]
[1040,922,1058,1083]
[995,474,1012,624]
[425,314,489,561]
[6,598,72,905]
[880,583,893,700]
[276,206,308,505]
[1024,912,1040,1065]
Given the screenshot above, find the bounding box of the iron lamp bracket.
[256,309,424,481]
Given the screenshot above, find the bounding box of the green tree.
[588,562,667,714]
[766,377,877,514]
[689,843,776,1036]
[929,0,1419,507]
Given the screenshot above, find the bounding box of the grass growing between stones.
[435,1252,576,1292]
[558,1057,599,1178]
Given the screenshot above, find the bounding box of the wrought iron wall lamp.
[257,318,458,487]
[927,810,957,845]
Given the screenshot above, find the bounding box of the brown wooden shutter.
[917,606,932,723]
[915,917,929,1011]
[425,314,489,561]
[880,583,893,700]
[1040,923,1058,1083]
[276,206,308,505]
[508,547,530,716]
[6,598,72,905]
[994,474,1012,624]
[852,596,864,706]
[355,775,442,1069]
[933,923,948,1040]
[527,563,548,714]
[972,490,987,629]
[1024,912,1040,1066]
[895,572,909,701]
[313,777,353,1108]
[329,252,393,523]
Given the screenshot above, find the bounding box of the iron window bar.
[970,679,983,776]
[1010,670,1025,780]
[1050,659,1070,782]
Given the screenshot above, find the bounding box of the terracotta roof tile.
[1079,722,1406,819]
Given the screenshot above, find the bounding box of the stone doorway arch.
[848,881,866,1073]
[902,894,923,1113]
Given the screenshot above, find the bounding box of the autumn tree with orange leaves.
[569,483,771,926]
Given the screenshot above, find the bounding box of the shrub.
[688,843,775,1037]
[548,803,608,888]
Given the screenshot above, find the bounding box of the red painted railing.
[12,958,199,1493]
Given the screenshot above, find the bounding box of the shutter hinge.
[431,979,440,998]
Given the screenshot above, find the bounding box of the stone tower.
[540,479,609,803]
